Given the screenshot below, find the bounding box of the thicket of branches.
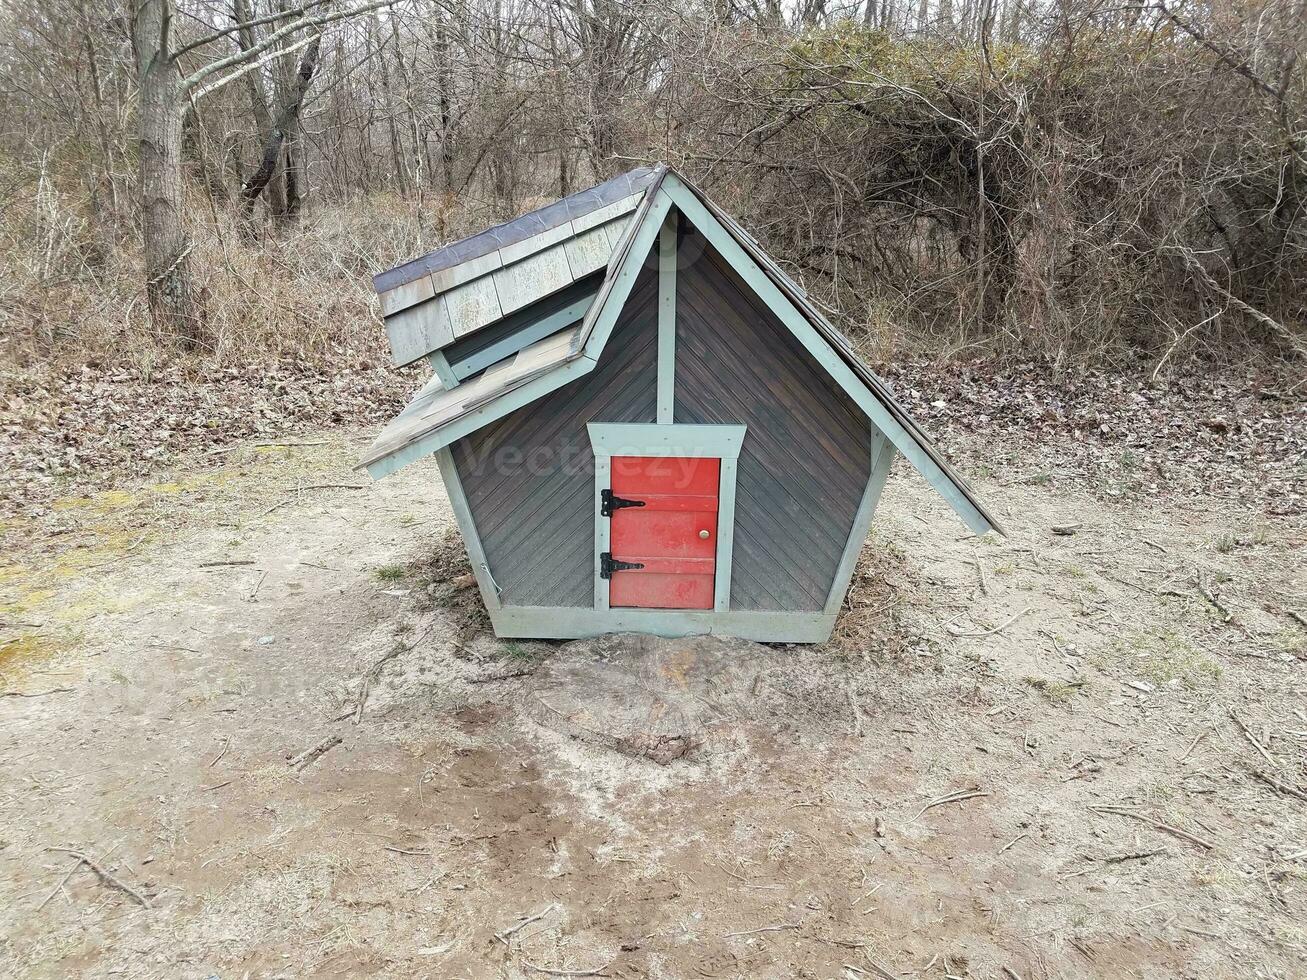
[1,0,1303,369]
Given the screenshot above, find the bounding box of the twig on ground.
[725,922,800,939]
[947,608,1031,638]
[353,650,399,724]
[1286,609,1307,630]
[286,483,367,492]
[209,736,230,768]
[837,958,899,980]
[36,856,86,911]
[383,845,433,856]
[353,673,373,725]
[970,552,989,595]
[1250,769,1307,804]
[147,642,198,653]
[1228,707,1276,767]
[468,667,537,684]
[1178,728,1210,762]
[199,560,256,567]
[288,733,343,771]
[916,787,990,819]
[208,440,330,455]
[809,934,869,949]
[200,780,233,792]
[848,687,865,737]
[998,833,1027,853]
[522,959,613,977]
[257,498,293,520]
[860,960,901,980]
[1195,570,1233,623]
[1051,524,1081,536]
[352,624,437,723]
[45,848,151,908]
[248,569,268,601]
[495,903,557,945]
[1101,850,1165,863]
[1,687,73,698]
[1089,806,1215,851]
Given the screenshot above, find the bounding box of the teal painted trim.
[714,456,738,612]
[448,294,593,382]
[363,353,598,480]
[588,421,746,615]
[426,349,459,390]
[435,447,501,613]
[661,174,993,536]
[490,605,836,643]
[586,423,746,459]
[657,211,677,424]
[575,189,673,358]
[823,429,896,616]
[594,453,611,610]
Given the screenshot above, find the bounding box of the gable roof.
[362,165,1003,536]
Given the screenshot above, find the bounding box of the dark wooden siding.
[450,263,658,607]
[675,231,870,611]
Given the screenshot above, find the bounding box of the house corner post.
[656,210,677,424]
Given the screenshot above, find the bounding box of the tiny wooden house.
[362,165,1000,643]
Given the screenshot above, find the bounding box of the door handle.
[699,529,710,539]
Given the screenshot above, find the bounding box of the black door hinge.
[600,552,645,579]
[601,489,645,517]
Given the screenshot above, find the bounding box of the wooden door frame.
[588,422,746,613]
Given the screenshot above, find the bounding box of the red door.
[606,456,719,610]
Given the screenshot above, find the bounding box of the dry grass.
[0,183,529,369]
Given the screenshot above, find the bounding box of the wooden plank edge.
[489,606,836,643]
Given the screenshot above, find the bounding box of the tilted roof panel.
[372,166,659,295]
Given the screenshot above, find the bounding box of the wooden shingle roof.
[375,167,659,365]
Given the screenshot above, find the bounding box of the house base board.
[489,606,836,644]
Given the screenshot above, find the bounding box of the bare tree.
[129,0,395,348]
[2,0,1301,366]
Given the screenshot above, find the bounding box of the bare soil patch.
[1,423,1304,979]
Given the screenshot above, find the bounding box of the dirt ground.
[1,428,1304,980]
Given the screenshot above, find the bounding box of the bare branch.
[190,33,319,102]
[180,0,397,94]
[172,0,334,61]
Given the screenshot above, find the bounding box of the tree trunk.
[234,0,285,222]
[436,16,455,194]
[135,1,203,350]
[281,114,304,223]
[243,31,324,225]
